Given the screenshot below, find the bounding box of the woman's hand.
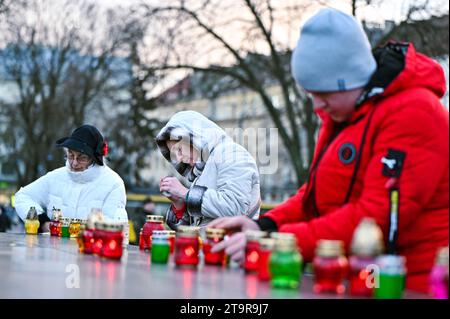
[208,216,261,264]
[160,176,188,208]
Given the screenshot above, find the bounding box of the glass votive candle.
[60,217,71,238]
[258,238,275,281]
[349,218,384,297]
[203,228,226,266]
[25,207,40,235]
[168,230,176,254]
[175,226,200,267]
[244,230,267,273]
[269,233,302,289]
[101,222,124,260]
[93,221,106,255]
[140,215,165,251]
[374,255,406,299]
[151,230,171,264]
[69,218,82,238]
[49,208,62,236]
[313,240,349,295]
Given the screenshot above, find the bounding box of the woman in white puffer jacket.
[14,125,128,226]
[156,111,261,229]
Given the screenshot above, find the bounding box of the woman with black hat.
[14,125,128,227]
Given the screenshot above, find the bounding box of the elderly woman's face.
[66,149,93,172]
[167,140,199,165]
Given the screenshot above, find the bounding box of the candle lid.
[245,230,268,241]
[26,207,38,220]
[259,238,276,251]
[51,207,63,221]
[206,228,225,239]
[177,225,200,237]
[350,218,384,257]
[152,230,171,238]
[435,246,449,266]
[270,232,296,241]
[316,240,345,257]
[273,236,299,252]
[376,254,406,274]
[146,215,164,223]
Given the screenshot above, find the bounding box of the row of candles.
[138,215,449,299]
[25,207,448,298]
[25,207,85,238]
[25,206,127,260]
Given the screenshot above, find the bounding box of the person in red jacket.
[209,8,449,294]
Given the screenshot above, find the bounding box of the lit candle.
[101,222,124,260]
[83,210,103,255]
[93,221,106,255]
[349,218,384,297]
[313,240,348,295]
[168,230,176,254]
[175,226,200,267]
[203,228,226,266]
[49,208,62,236]
[258,238,275,281]
[140,215,165,251]
[69,218,82,238]
[77,224,86,253]
[244,230,267,273]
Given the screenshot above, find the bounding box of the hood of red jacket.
[382,42,446,99]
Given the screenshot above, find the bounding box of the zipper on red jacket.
[342,106,378,204]
[303,123,347,218]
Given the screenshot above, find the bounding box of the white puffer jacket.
[156,111,261,228]
[15,161,128,222]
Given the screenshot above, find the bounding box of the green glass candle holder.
[269,235,302,289]
[151,231,170,264]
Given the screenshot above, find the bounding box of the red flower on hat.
[103,141,108,156]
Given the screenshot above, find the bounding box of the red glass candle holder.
[139,229,145,250]
[244,230,267,273]
[83,228,95,254]
[313,240,348,295]
[101,223,124,260]
[203,228,226,266]
[349,256,377,297]
[140,215,165,250]
[49,220,61,236]
[175,226,200,267]
[258,238,275,281]
[168,230,176,254]
[93,222,106,256]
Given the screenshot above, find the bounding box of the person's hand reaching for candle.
[209,216,261,263]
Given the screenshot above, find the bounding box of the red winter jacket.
[261,43,449,294]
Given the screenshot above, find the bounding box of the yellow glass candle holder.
[25,219,40,234]
[69,218,82,238]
